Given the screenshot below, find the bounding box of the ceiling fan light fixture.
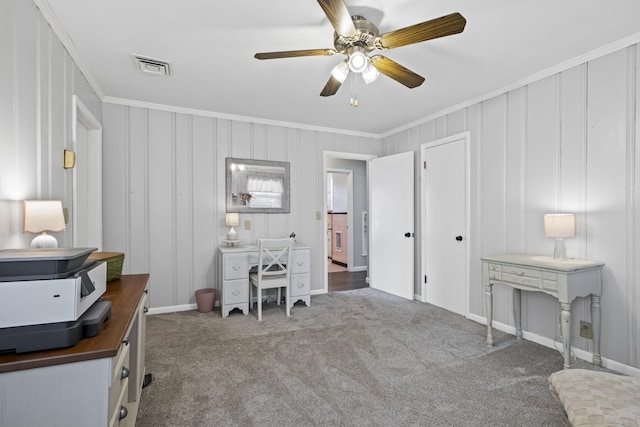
[361,62,379,84]
[330,60,350,83]
[347,47,368,73]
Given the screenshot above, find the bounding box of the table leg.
[485,283,494,346]
[513,288,522,339]
[560,302,571,369]
[591,294,602,366]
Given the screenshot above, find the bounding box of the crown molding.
[103,96,381,139]
[33,0,105,100]
[382,31,640,138]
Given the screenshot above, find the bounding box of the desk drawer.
[291,251,310,274]
[501,266,542,288]
[290,273,310,297]
[223,279,248,304]
[223,254,248,280]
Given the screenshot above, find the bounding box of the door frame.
[327,168,354,270]
[322,151,377,294]
[420,132,471,314]
[72,94,103,249]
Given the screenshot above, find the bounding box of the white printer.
[0,247,110,353]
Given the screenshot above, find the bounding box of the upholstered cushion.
[549,369,640,426]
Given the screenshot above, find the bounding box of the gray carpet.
[136,288,599,427]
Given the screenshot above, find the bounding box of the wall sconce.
[544,213,575,260]
[64,150,75,169]
[224,213,239,246]
[23,200,66,248]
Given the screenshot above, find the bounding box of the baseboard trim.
[148,302,219,315]
[466,313,640,377]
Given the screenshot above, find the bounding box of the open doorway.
[323,152,375,293]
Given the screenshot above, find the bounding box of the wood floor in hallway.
[328,270,368,292]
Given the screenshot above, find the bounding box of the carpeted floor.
[136,288,602,427]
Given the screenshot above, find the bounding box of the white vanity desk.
[481,254,604,369]
[218,244,311,318]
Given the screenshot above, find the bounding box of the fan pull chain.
[349,73,358,107]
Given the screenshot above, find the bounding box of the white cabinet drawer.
[224,279,248,304]
[290,273,310,297]
[291,250,310,274]
[542,271,557,291]
[224,254,248,280]
[108,340,130,422]
[501,266,541,288]
[109,384,130,427]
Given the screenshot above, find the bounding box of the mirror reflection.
[226,157,290,213]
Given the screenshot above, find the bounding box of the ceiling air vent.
[132,54,172,76]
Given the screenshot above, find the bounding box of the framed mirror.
[225,157,290,213]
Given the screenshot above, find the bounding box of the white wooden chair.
[249,238,293,321]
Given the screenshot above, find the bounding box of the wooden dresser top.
[0,274,149,373]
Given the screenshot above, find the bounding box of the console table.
[481,254,604,369]
[218,244,310,318]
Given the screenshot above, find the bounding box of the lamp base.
[553,237,567,260]
[223,239,241,247]
[227,226,237,241]
[31,233,58,248]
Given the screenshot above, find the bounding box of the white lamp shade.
[348,50,368,73]
[330,61,349,83]
[23,200,66,233]
[544,214,575,238]
[361,63,379,84]
[225,213,239,227]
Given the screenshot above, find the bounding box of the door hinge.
[423,161,426,169]
[424,275,428,284]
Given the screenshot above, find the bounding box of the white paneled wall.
[0,0,101,250]
[384,45,640,369]
[102,103,381,309]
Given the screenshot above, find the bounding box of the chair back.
[256,238,293,282]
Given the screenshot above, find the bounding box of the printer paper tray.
[0,300,111,354]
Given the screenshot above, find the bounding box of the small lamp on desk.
[23,200,66,248]
[544,213,575,260]
[224,213,239,246]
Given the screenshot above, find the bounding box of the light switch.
[244,220,251,230]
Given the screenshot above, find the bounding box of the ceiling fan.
[254,0,466,100]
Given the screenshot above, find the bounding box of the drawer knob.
[296,283,303,288]
[455,235,463,241]
[144,289,149,294]
[232,265,241,271]
[122,338,129,346]
[232,290,240,296]
[119,406,128,420]
[121,366,130,379]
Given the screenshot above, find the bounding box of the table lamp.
[23,200,66,248]
[225,213,239,242]
[544,213,575,260]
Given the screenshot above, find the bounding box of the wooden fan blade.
[255,49,336,60]
[370,55,425,88]
[320,75,343,97]
[377,12,466,50]
[317,0,357,38]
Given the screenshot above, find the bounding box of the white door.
[423,135,468,315]
[369,151,414,300]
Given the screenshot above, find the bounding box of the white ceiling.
[42,0,640,135]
